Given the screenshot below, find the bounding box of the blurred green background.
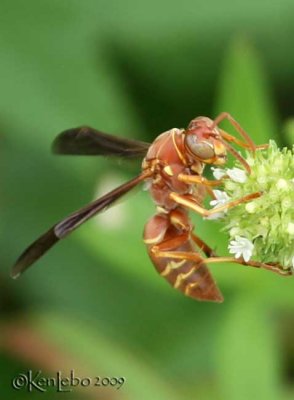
[0,1,294,399]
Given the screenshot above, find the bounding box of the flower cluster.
[210,141,294,271]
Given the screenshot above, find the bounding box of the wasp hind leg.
[204,257,293,276]
[191,232,217,258]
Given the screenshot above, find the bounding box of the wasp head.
[184,116,227,165]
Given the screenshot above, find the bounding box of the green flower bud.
[216,141,294,271]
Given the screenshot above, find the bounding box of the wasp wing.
[52,126,150,157]
[11,173,149,279]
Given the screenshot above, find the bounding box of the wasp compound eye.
[185,135,215,160]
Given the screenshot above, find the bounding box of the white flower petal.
[212,167,227,180]
[226,168,247,183]
[287,222,294,235]
[228,236,254,262]
[210,190,230,208]
[243,251,251,262]
[276,178,288,190]
[206,190,229,220]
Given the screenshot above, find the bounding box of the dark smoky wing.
[11,173,148,278]
[54,173,147,238]
[52,126,150,157]
[11,229,59,279]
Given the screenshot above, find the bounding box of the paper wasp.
[12,113,290,302]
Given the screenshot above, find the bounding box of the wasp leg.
[204,256,293,276]
[211,112,257,151]
[151,247,203,263]
[169,191,262,217]
[177,173,222,199]
[149,212,217,258]
[178,173,223,187]
[152,251,293,277]
[149,232,190,251]
[191,232,217,257]
[151,244,220,270]
[219,129,269,150]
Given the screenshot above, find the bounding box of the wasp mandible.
[12,113,288,302]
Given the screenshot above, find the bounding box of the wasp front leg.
[143,208,223,302]
[177,173,223,187]
[169,191,262,218]
[211,112,257,151]
[219,129,269,151]
[177,173,223,199]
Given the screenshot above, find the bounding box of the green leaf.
[283,118,294,147]
[32,312,181,400]
[215,36,278,144]
[217,294,282,400]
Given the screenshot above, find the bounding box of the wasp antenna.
[211,112,257,153]
[219,137,251,174]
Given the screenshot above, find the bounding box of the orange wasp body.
[12,113,291,302]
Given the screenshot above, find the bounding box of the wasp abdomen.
[143,208,223,302]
